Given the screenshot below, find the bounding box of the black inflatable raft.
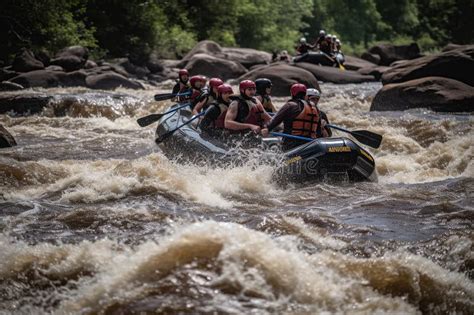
[155,105,377,183]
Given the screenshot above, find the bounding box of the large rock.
[222,47,272,68]
[0,68,19,81]
[9,70,87,88]
[343,55,378,71]
[181,40,223,64]
[185,53,247,81]
[56,45,89,60]
[381,45,474,86]
[51,45,89,72]
[357,66,391,80]
[237,63,319,96]
[361,52,381,65]
[0,92,52,114]
[368,43,422,66]
[371,76,474,112]
[0,125,17,148]
[0,81,24,91]
[294,62,376,84]
[85,73,144,90]
[51,55,85,72]
[118,59,150,79]
[146,53,164,73]
[12,49,44,72]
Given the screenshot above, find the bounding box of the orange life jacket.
[291,100,319,138]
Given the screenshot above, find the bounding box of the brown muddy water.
[0,81,473,314]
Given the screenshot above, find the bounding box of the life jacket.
[291,99,319,138]
[190,89,207,109]
[212,102,229,129]
[203,92,216,111]
[176,81,191,102]
[236,97,264,127]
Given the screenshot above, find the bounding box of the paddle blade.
[154,93,174,101]
[137,114,163,127]
[351,130,383,148]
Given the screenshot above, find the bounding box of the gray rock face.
[368,43,422,66]
[0,92,52,115]
[237,63,319,96]
[85,73,145,90]
[294,62,376,84]
[343,55,378,71]
[371,76,474,112]
[382,45,474,86]
[0,81,24,91]
[12,49,44,72]
[185,53,247,81]
[0,125,17,148]
[9,70,87,88]
[221,47,272,68]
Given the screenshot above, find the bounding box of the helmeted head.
[209,77,224,94]
[217,84,234,101]
[332,35,337,42]
[306,88,321,103]
[178,69,189,83]
[239,80,256,98]
[290,83,307,99]
[300,37,307,44]
[319,30,326,37]
[255,78,272,96]
[190,75,206,89]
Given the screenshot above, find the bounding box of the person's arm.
[192,96,208,115]
[171,83,180,102]
[268,97,277,113]
[266,103,293,131]
[320,111,332,137]
[225,101,260,133]
[254,98,272,124]
[199,105,220,131]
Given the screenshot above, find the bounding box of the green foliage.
[0,0,472,63]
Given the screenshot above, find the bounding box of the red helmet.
[217,84,234,96]
[209,78,224,88]
[290,83,307,98]
[190,75,206,89]
[178,69,188,77]
[239,80,256,94]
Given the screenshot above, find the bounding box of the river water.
[0,81,472,314]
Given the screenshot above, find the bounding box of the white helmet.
[300,37,307,43]
[319,30,326,36]
[307,88,321,98]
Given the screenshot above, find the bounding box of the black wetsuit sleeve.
[172,83,180,94]
[266,103,293,131]
[199,106,221,130]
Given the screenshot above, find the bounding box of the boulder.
[381,45,474,86]
[368,43,422,66]
[237,63,319,96]
[361,52,381,65]
[56,45,89,60]
[343,55,378,71]
[222,47,272,68]
[9,69,87,88]
[185,53,247,81]
[442,44,463,52]
[93,62,129,77]
[0,92,52,114]
[357,66,391,80]
[12,49,44,72]
[146,53,164,73]
[50,55,85,72]
[45,65,64,72]
[85,72,145,90]
[0,81,24,91]
[0,125,17,148]
[35,50,51,67]
[160,59,181,69]
[294,62,376,84]
[180,40,223,64]
[84,60,98,69]
[0,68,19,81]
[370,76,474,112]
[118,59,150,79]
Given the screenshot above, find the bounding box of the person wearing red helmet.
[188,75,208,114]
[193,77,223,115]
[199,84,234,136]
[224,80,271,134]
[172,69,190,102]
[261,83,321,151]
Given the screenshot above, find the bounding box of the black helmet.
[255,78,272,95]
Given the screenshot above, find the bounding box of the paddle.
[271,132,313,142]
[154,90,192,101]
[327,124,382,148]
[155,111,206,144]
[137,103,190,127]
